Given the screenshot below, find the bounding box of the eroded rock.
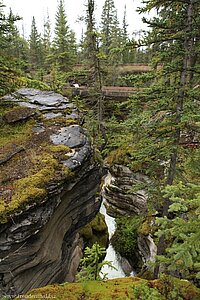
[0,88,103,298]
[102,165,149,218]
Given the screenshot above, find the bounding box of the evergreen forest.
[0,0,200,299]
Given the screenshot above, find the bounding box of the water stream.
[100,202,136,279]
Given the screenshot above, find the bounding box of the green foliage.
[29,16,43,71]
[155,183,200,280]
[52,0,77,72]
[0,4,28,95]
[111,216,142,264]
[19,276,200,300]
[42,12,52,72]
[79,213,109,248]
[77,242,116,281]
[132,283,163,300]
[100,0,123,64]
[18,77,50,90]
[0,118,34,148]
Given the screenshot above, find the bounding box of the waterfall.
[100,202,136,278]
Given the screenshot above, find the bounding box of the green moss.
[16,278,144,300]
[90,212,108,232]
[44,117,77,126]
[80,213,109,248]
[0,119,35,148]
[111,216,142,256]
[47,144,71,153]
[0,148,73,223]
[150,275,200,300]
[111,216,143,269]
[138,216,154,236]
[105,147,132,166]
[93,149,103,164]
[80,224,93,239]
[0,102,15,117]
[16,277,200,300]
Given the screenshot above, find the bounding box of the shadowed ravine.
[100,202,136,278]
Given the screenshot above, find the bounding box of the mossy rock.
[80,213,109,248]
[16,276,200,300]
[138,216,155,236]
[0,97,75,223]
[3,106,36,124]
[0,147,73,223]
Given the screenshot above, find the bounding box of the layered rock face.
[102,165,156,265]
[102,164,148,218]
[0,89,102,298]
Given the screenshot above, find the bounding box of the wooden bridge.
[63,86,144,99]
[73,63,160,74]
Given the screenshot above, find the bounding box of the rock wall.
[0,89,103,298]
[102,164,149,218]
[102,164,156,267]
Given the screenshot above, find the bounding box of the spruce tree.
[77,242,116,281]
[42,12,52,72]
[128,0,200,278]
[5,9,28,68]
[121,5,132,64]
[53,0,76,72]
[122,5,128,43]
[0,1,26,94]
[156,183,200,281]
[100,0,122,64]
[29,16,43,71]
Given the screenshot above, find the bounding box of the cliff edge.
[0,88,103,298]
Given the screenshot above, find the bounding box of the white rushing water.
[100,202,135,279]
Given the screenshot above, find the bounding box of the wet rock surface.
[50,126,87,148]
[102,165,156,268]
[102,165,148,218]
[138,234,157,264]
[0,88,102,298]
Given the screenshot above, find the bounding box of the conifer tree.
[29,16,43,71]
[100,0,122,64]
[85,0,101,88]
[156,183,200,281]
[5,9,28,68]
[121,5,132,64]
[68,29,77,63]
[42,12,52,71]
[82,0,108,150]
[127,0,200,278]
[77,242,116,281]
[0,1,26,94]
[53,0,76,71]
[122,5,128,43]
